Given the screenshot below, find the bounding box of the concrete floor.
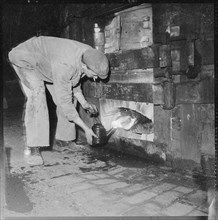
[2,106,212,218]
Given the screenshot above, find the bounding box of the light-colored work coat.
[9,36,92,146]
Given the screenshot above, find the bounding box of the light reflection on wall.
[99,98,154,141]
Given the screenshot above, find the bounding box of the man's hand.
[72,116,98,145]
[83,102,98,116]
[84,127,97,145]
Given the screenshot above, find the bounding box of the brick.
[174,186,194,194]
[200,206,209,213]
[103,182,130,191]
[120,183,151,195]
[73,188,103,198]
[48,175,84,186]
[119,169,137,179]
[69,183,94,193]
[159,166,172,171]
[163,202,196,216]
[72,188,129,216]
[122,202,161,216]
[188,209,208,216]
[186,190,207,206]
[114,173,125,179]
[107,167,127,175]
[150,183,176,194]
[142,203,162,216]
[82,174,99,180]
[122,190,157,204]
[94,173,110,178]
[153,191,181,207]
[99,202,130,216]
[90,201,130,216]
[91,179,117,185]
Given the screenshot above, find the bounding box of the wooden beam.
[106,45,159,70]
[102,83,153,103]
[83,81,153,103]
[109,69,154,84]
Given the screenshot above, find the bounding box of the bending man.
[8,36,109,166]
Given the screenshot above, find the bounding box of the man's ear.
[82,63,88,71]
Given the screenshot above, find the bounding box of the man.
[8,36,109,166]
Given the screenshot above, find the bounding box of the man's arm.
[74,84,98,115]
[52,63,80,121]
[73,84,88,107]
[52,63,97,144]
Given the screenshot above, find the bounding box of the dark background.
[2,2,63,81]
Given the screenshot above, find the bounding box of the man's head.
[82,49,109,80]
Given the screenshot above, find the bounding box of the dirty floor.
[2,106,213,218]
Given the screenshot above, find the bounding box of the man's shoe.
[24,147,44,166]
[53,140,73,151]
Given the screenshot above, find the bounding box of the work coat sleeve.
[8,49,35,70]
[73,84,88,108]
[52,63,80,122]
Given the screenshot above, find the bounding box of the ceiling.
[65,3,141,19]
